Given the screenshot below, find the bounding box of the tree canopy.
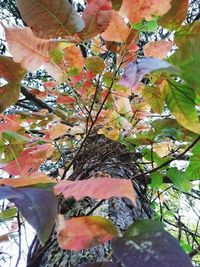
[0,0,200,266]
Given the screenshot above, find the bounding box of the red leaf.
[57,95,76,104]
[56,215,118,251]
[54,177,136,204]
[2,144,54,176]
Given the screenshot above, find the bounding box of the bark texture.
[27,134,152,267]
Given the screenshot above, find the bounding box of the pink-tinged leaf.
[144,41,174,59]
[119,0,171,24]
[16,0,85,38]
[56,215,118,251]
[119,58,172,91]
[0,114,21,132]
[101,11,129,42]
[56,95,76,104]
[43,81,58,89]
[0,173,56,188]
[54,177,136,204]
[0,186,58,243]
[158,0,189,31]
[46,123,70,139]
[2,144,54,176]
[79,0,112,40]
[3,26,63,82]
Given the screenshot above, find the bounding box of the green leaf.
[158,0,188,31]
[111,0,122,11]
[167,167,192,192]
[185,143,200,180]
[151,118,197,141]
[142,86,164,114]
[142,148,167,166]
[0,208,17,221]
[2,131,29,144]
[162,80,200,134]
[131,18,158,32]
[150,172,163,189]
[169,21,200,92]
[86,56,105,74]
[50,47,63,65]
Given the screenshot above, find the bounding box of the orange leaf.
[3,26,63,82]
[79,0,112,40]
[46,123,70,139]
[61,46,85,71]
[16,0,84,38]
[144,40,174,59]
[0,234,9,243]
[0,173,55,187]
[119,0,171,24]
[56,215,118,251]
[101,11,129,42]
[54,177,136,204]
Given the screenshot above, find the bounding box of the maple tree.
[0,0,200,266]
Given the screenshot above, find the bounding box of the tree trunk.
[27,133,152,267]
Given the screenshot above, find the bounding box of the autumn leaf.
[2,144,54,176]
[0,56,26,112]
[86,56,105,74]
[0,56,26,82]
[0,82,21,112]
[158,0,188,31]
[0,186,58,243]
[79,0,112,40]
[16,0,84,38]
[54,177,136,204]
[144,40,174,59]
[142,86,164,114]
[101,11,130,42]
[56,215,118,251]
[119,0,171,24]
[61,45,85,71]
[0,234,9,243]
[162,80,200,134]
[119,58,172,91]
[0,173,56,188]
[3,26,63,82]
[46,123,70,139]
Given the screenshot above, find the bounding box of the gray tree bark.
[27,134,152,267]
